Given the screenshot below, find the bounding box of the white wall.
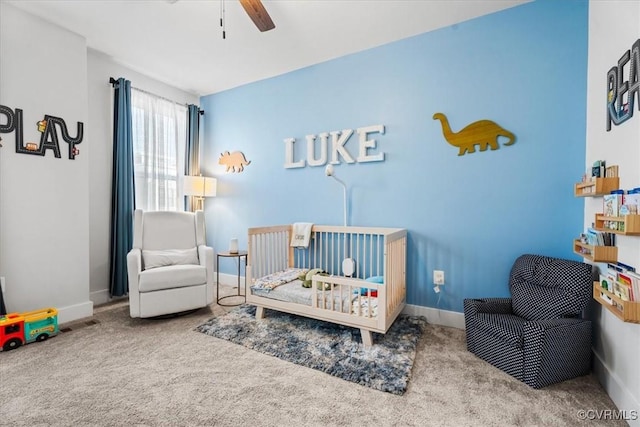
[0,4,199,320]
[586,1,640,423]
[87,49,198,305]
[0,3,92,323]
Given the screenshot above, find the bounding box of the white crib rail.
[247,225,293,281]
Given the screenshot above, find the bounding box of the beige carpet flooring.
[0,286,625,427]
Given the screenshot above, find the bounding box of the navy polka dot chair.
[463,254,595,389]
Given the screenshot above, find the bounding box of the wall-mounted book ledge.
[573,240,618,263]
[593,282,640,323]
[574,177,620,197]
[594,214,640,235]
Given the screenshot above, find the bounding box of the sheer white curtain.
[131,89,187,211]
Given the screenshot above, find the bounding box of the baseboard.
[592,348,640,426]
[217,272,247,288]
[90,288,111,306]
[90,289,129,309]
[57,300,93,325]
[403,304,465,330]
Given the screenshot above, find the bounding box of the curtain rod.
[108,76,204,115]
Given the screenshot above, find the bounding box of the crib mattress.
[251,279,378,317]
[251,279,343,308]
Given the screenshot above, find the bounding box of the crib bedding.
[251,267,308,291]
[251,276,378,316]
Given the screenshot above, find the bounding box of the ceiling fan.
[167,0,275,35]
[238,0,275,32]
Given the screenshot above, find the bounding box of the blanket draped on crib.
[250,268,307,292]
[290,222,313,248]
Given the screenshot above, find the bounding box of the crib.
[246,224,407,347]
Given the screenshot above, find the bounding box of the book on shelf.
[627,271,640,302]
[599,274,615,291]
[613,281,631,301]
[585,228,615,246]
[622,191,640,215]
[607,262,633,274]
[618,272,632,286]
[616,261,635,272]
[592,160,605,178]
[599,290,614,305]
[605,165,619,177]
[605,262,639,302]
[607,263,621,273]
[603,193,623,230]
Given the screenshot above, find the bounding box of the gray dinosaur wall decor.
[433,113,516,156]
[219,150,251,172]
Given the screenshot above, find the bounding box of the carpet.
[195,305,427,395]
[1,301,624,426]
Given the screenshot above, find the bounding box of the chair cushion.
[143,247,199,269]
[511,281,572,320]
[138,264,207,292]
[509,254,593,320]
[475,313,527,348]
[140,211,198,250]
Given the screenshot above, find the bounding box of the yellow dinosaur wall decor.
[433,113,516,156]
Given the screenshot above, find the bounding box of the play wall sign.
[0,105,84,159]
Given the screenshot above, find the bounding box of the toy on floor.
[0,307,59,351]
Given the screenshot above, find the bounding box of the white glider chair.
[127,209,214,318]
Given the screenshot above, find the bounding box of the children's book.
[592,160,605,178]
[614,281,631,301]
[603,194,621,230]
[620,191,639,215]
[616,261,635,272]
[618,272,632,287]
[607,263,623,274]
[625,271,640,302]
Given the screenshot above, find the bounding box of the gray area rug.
[195,305,427,395]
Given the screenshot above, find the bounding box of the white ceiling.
[7,0,528,96]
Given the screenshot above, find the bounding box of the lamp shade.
[183,176,217,198]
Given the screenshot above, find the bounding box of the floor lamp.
[183,175,217,211]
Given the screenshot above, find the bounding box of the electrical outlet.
[433,270,445,285]
[0,276,5,293]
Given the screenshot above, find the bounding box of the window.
[5,324,20,334]
[131,89,187,211]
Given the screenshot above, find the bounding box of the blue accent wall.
[201,0,589,312]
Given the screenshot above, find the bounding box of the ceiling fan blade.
[239,0,275,32]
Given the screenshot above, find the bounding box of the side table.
[216,250,247,306]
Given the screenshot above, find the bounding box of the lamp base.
[229,238,239,253]
[193,197,204,212]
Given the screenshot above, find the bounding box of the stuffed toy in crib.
[299,268,331,290]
